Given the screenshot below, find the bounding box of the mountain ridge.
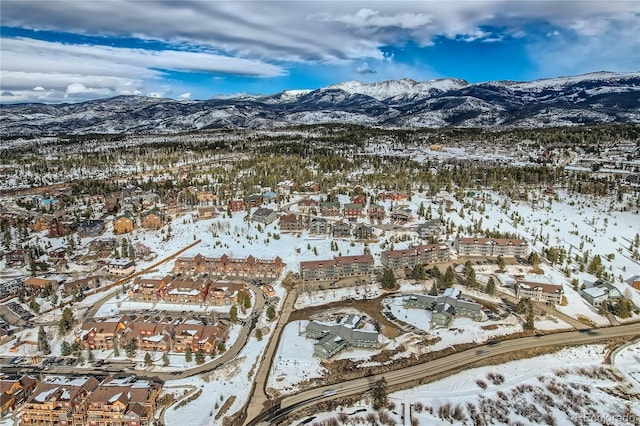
[1,71,639,135]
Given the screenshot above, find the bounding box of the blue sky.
[1,1,638,103]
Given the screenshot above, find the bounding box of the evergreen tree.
[195,349,205,365]
[485,277,496,295]
[380,268,397,289]
[266,305,276,321]
[372,377,388,410]
[125,339,137,357]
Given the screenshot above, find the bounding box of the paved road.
[240,287,298,426]
[248,322,640,425]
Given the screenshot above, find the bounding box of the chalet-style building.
[107,260,135,276]
[514,275,564,304]
[129,276,173,301]
[390,208,412,223]
[63,276,100,297]
[305,315,378,359]
[228,199,245,212]
[6,249,28,268]
[381,244,450,269]
[22,376,100,426]
[368,204,385,221]
[161,277,208,304]
[343,203,364,220]
[86,377,161,426]
[78,219,105,238]
[0,375,37,416]
[140,211,165,230]
[332,220,351,238]
[308,217,328,235]
[24,276,59,294]
[172,253,284,280]
[279,213,306,231]
[456,237,530,258]
[405,288,484,326]
[582,281,622,307]
[417,219,443,239]
[49,216,69,238]
[244,194,264,208]
[320,201,341,217]
[297,198,319,214]
[300,254,374,282]
[252,207,277,224]
[113,215,135,235]
[196,205,219,221]
[354,223,373,240]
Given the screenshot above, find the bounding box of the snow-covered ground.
[303,343,640,426]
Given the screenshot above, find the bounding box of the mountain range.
[1,71,639,136]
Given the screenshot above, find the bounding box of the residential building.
[390,208,412,223]
[417,219,443,239]
[251,207,277,225]
[381,244,450,269]
[368,204,385,221]
[6,249,28,268]
[244,194,264,208]
[107,260,136,276]
[21,376,99,426]
[300,254,374,282]
[113,215,135,235]
[24,276,59,295]
[515,275,564,304]
[172,253,284,280]
[63,276,100,298]
[140,211,165,230]
[405,288,484,326]
[49,216,69,238]
[196,205,219,221]
[343,203,364,220]
[86,377,161,426]
[320,201,340,217]
[332,220,351,238]
[227,199,245,212]
[305,315,378,359]
[581,281,622,307]
[0,375,37,416]
[297,198,319,214]
[354,223,373,240]
[308,217,328,235]
[455,237,530,257]
[78,220,105,238]
[279,214,306,231]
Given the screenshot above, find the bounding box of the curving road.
[247,322,640,425]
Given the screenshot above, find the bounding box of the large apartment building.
[381,243,450,269]
[455,237,529,257]
[300,254,374,282]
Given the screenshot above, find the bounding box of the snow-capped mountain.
[1,72,639,135]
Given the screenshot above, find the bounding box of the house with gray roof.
[305,315,379,359]
[405,287,484,327]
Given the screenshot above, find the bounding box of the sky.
[1,1,639,103]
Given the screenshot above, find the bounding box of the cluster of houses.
[129,275,249,305]
[172,253,285,280]
[78,314,228,355]
[404,288,485,327]
[1,375,160,426]
[304,315,379,359]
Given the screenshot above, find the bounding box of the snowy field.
[301,343,640,426]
